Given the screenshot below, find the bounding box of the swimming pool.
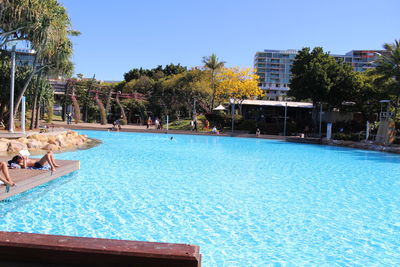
[1,130,400,266]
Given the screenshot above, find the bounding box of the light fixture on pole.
[283,102,288,137]
[230,98,235,135]
[21,96,26,134]
[8,41,17,133]
[319,102,323,138]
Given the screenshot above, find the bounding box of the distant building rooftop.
[240,99,313,108]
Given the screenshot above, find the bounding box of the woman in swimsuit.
[0,162,16,186]
[9,151,59,171]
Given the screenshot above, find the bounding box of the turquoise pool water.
[1,130,400,266]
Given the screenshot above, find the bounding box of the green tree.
[202,54,225,110]
[289,47,360,108]
[373,39,400,117]
[121,98,147,124]
[0,0,79,125]
[0,51,31,124]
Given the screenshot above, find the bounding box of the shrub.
[332,133,360,141]
[236,120,257,132]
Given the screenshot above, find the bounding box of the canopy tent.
[213,105,226,111]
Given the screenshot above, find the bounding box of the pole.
[8,45,16,132]
[166,115,169,131]
[365,121,370,141]
[231,101,235,135]
[319,103,323,138]
[21,96,26,134]
[283,102,287,137]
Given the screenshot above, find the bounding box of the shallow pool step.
[0,157,80,201]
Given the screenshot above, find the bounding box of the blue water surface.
[1,130,400,266]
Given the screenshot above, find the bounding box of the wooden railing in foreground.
[0,231,201,266]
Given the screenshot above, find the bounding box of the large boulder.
[67,131,78,137]
[0,141,9,152]
[26,139,43,149]
[47,135,57,144]
[17,137,29,144]
[28,134,48,142]
[42,143,60,151]
[8,141,28,153]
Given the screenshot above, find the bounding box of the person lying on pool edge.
[8,151,60,172]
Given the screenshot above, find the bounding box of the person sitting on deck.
[8,151,59,172]
[0,162,16,187]
[211,126,219,134]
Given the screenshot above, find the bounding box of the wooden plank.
[0,231,201,267]
[0,157,79,201]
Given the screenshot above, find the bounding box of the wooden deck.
[0,157,79,201]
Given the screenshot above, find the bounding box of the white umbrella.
[213,105,226,111]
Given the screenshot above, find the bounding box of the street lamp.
[373,52,395,65]
[318,102,323,138]
[230,98,235,135]
[8,42,17,132]
[283,102,288,137]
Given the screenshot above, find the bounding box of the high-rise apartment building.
[255,49,382,100]
[15,49,36,66]
[254,49,297,101]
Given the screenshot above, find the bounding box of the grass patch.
[168,118,208,132]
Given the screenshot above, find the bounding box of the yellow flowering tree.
[216,67,263,114]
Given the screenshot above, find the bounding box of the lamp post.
[319,102,323,138]
[283,102,288,137]
[230,98,235,135]
[8,43,17,132]
[21,96,26,134]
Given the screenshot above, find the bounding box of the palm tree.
[374,39,400,116]
[202,54,225,110]
[13,1,78,117]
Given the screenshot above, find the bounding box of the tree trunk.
[105,86,113,122]
[30,70,43,129]
[115,91,127,123]
[69,83,81,124]
[34,81,46,128]
[34,101,41,128]
[94,91,107,125]
[210,70,215,111]
[62,80,69,121]
[14,56,40,117]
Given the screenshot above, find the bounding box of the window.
[276,83,280,87]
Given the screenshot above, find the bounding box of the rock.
[7,141,28,153]
[26,139,43,149]
[42,143,60,151]
[0,141,9,152]
[17,138,29,144]
[56,138,67,147]
[67,131,78,137]
[29,134,48,142]
[47,135,56,144]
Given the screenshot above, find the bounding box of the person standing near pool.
[146,117,152,129]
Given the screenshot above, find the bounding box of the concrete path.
[49,120,287,140]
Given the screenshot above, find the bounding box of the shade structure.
[213,105,226,111]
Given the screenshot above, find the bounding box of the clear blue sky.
[60,0,400,81]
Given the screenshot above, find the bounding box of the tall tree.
[216,67,263,114]
[289,47,359,108]
[373,39,400,116]
[202,54,225,110]
[2,0,79,121]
